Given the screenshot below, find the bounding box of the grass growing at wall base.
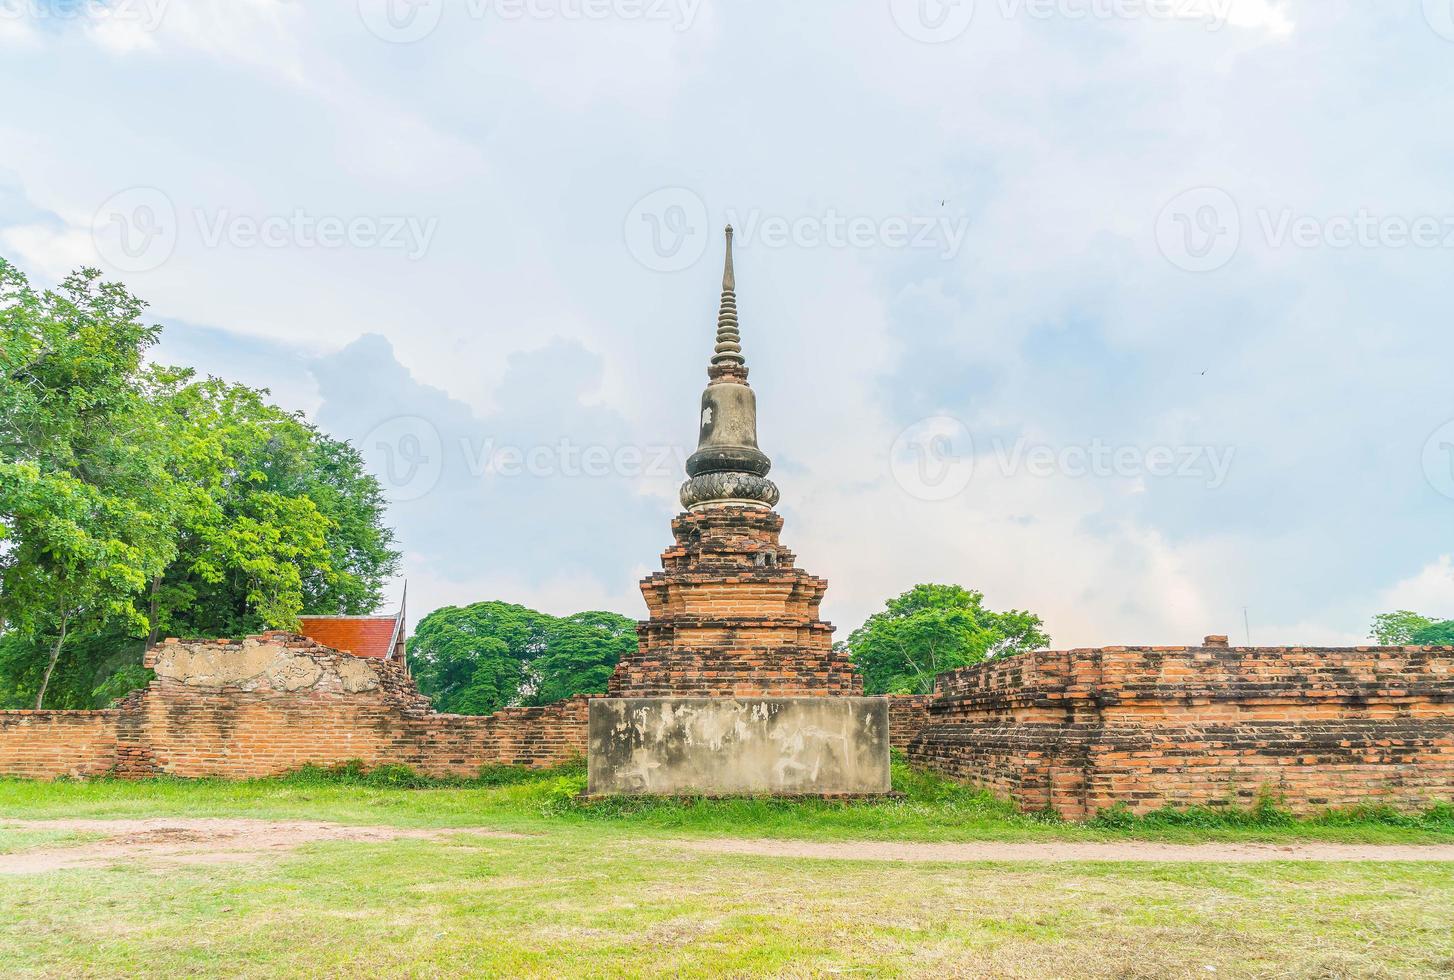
[8,753,1449,844]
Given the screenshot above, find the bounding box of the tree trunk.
[34,613,69,711]
[146,574,163,649]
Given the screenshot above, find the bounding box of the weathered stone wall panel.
[588,697,890,796]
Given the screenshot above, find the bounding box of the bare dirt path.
[0,818,526,875]
[5,818,1454,874]
[672,837,1454,863]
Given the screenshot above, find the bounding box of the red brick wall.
[908,644,1454,818]
[0,711,120,779]
[0,634,589,781]
[886,695,932,752]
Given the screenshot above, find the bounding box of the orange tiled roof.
[297,616,400,660]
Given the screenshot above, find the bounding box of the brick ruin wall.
[0,631,925,781]
[10,629,1448,821]
[907,644,1454,819]
[0,634,589,780]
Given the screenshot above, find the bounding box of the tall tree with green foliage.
[846,584,1049,695]
[0,261,181,707]
[0,259,400,709]
[144,374,398,642]
[529,611,638,706]
[409,602,636,714]
[1371,610,1454,645]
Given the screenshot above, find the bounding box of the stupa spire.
[712,225,743,369]
[679,227,780,511]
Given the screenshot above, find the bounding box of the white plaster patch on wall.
[150,639,382,694]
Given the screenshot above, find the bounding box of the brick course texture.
[0,634,588,780]
[609,506,862,698]
[907,644,1454,818]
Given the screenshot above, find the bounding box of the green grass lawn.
[3,756,1451,845]
[2,761,1452,978]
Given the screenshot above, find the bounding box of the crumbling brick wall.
[907,642,1454,818]
[0,633,589,781]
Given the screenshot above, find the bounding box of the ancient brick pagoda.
[590,227,889,796]
[608,229,859,700]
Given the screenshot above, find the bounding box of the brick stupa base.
[607,506,861,699]
[592,505,886,797]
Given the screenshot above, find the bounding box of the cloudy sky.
[2,0,1452,646]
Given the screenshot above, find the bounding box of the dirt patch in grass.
[0,818,528,875]
[674,837,1454,863]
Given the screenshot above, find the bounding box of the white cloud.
[400,560,643,633]
[1377,557,1454,619]
[0,15,37,46]
[0,223,94,282]
[0,0,1447,642]
[1218,0,1295,36]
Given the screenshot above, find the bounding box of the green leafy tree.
[528,611,637,706]
[0,262,181,707]
[846,584,1050,695]
[1412,621,1454,644]
[0,259,400,707]
[409,602,636,714]
[144,375,399,642]
[1372,611,1454,646]
[0,627,147,710]
[409,602,546,714]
